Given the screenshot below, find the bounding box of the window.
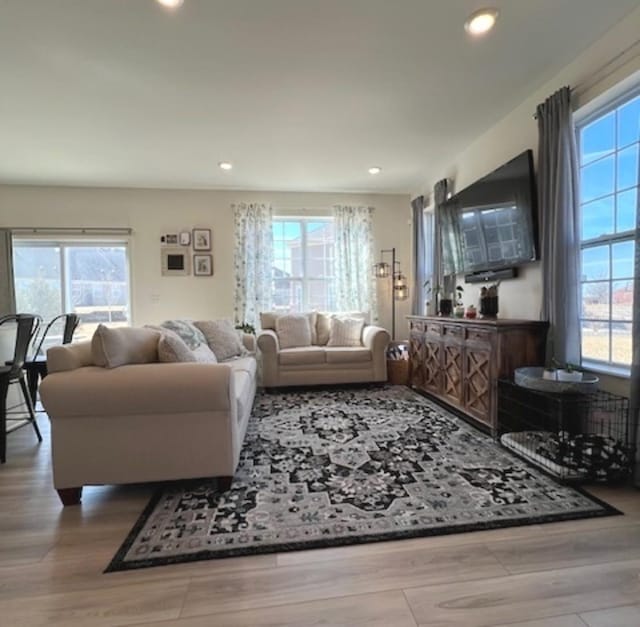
[271,218,335,313]
[12,239,131,346]
[577,88,639,372]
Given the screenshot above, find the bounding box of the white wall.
[0,186,412,340]
[420,6,640,396]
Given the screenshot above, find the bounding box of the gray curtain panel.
[411,195,427,315]
[536,86,581,366]
[0,229,16,315]
[631,143,640,485]
[434,178,462,297]
[433,179,447,298]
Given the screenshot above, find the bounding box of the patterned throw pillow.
[327,317,365,347]
[160,319,207,350]
[316,312,368,345]
[275,314,312,349]
[157,333,197,363]
[193,319,245,361]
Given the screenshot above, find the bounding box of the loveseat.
[257,311,390,387]
[40,322,257,506]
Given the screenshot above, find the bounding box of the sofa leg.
[57,487,82,506]
[218,476,233,491]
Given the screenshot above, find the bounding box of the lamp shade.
[395,284,409,301]
[373,262,391,278]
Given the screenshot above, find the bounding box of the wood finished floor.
[1,413,639,626]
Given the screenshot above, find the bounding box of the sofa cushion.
[260,311,318,344]
[91,325,160,369]
[275,314,312,349]
[160,319,207,350]
[192,344,218,363]
[194,319,245,361]
[327,317,364,347]
[325,347,372,364]
[157,333,197,363]
[278,347,326,366]
[316,312,368,345]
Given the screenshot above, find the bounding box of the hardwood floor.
[1,413,639,626]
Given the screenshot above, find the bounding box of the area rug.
[106,385,619,572]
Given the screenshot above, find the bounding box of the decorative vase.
[465,305,477,319]
[480,295,498,318]
[454,305,465,318]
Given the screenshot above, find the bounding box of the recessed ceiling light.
[464,8,499,36]
[218,162,233,171]
[368,166,382,175]
[156,0,184,9]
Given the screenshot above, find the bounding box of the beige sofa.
[257,312,390,387]
[40,334,257,506]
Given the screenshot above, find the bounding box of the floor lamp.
[373,247,409,340]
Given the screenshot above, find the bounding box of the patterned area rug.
[106,385,619,572]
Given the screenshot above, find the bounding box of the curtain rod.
[532,37,640,119]
[10,227,132,235]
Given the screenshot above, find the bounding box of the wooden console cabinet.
[408,316,548,435]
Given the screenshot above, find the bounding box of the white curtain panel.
[232,203,274,328]
[332,205,378,320]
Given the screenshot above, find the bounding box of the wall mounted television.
[442,149,538,283]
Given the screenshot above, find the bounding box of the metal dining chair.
[0,314,42,464]
[24,313,80,408]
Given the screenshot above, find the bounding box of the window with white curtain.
[12,237,132,345]
[576,87,639,373]
[271,218,336,313]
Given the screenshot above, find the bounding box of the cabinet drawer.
[466,328,493,345]
[410,320,425,333]
[426,322,442,336]
[443,324,464,339]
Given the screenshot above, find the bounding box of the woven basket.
[387,359,409,385]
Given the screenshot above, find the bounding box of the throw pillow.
[157,333,197,363]
[275,314,312,349]
[192,343,218,363]
[91,325,160,369]
[260,311,318,344]
[327,316,365,347]
[316,312,368,345]
[193,319,245,361]
[160,319,207,350]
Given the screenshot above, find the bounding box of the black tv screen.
[443,150,538,279]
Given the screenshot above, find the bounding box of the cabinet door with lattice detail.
[409,332,425,388]
[423,339,442,395]
[441,341,463,408]
[464,346,492,426]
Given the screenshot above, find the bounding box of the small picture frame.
[162,233,178,245]
[193,254,213,276]
[193,228,211,251]
[179,230,191,246]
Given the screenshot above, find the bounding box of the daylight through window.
[577,88,639,371]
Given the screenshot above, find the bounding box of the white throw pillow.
[194,319,245,361]
[275,314,312,349]
[316,312,367,345]
[91,325,160,369]
[327,317,364,347]
[157,333,196,363]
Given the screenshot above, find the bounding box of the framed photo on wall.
[194,254,213,276]
[193,228,211,251]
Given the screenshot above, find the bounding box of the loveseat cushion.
[278,347,326,366]
[91,325,160,369]
[275,314,312,349]
[325,347,372,364]
[194,319,245,361]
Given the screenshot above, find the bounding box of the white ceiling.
[1,0,639,193]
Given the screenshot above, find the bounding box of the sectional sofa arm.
[257,329,280,354]
[40,362,237,420]
[363,325,391,352]
[242,333,257,353]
